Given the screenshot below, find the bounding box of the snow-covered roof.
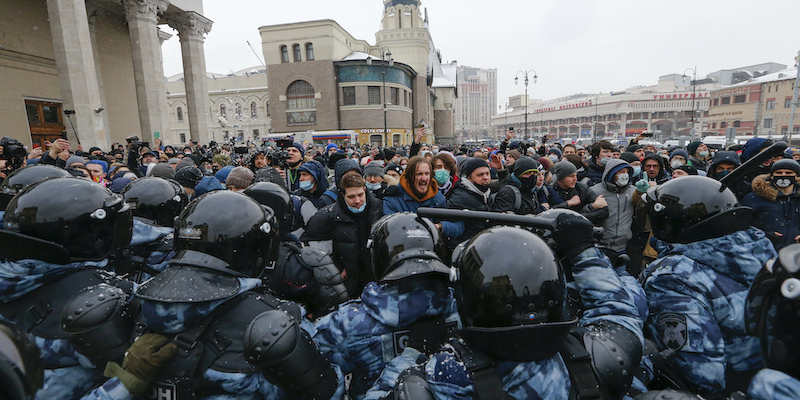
[726,67,798,88]
[341,51,382,61]
[432,62,457,88]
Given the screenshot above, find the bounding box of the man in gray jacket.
[590,158,636,253]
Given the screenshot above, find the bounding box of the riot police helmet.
[2,177,133,261]
[174,190,278,278]
[643,175,752,243]
[454,226,575,362]
[369,212,450,282]
[0,165,70,210]
[0,321,43,400]
[746,243,800,379]
[120,177,188,227]
[243,181,293,235]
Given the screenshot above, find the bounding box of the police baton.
[718,141,787,190]
[416,207,603,238]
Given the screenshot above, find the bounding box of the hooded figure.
[640,153,670,184]
[294,160,330,209]
[590,159,636,252]
[490,156,543,215]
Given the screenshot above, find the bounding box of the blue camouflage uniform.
[365,247,643,400]
[0,258,129,400]
[138,278,345,400]
[123,218,175,283]
[313,279,461,400]
[641,228,777,395]
[747,369,800,400]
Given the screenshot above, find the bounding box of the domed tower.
[375,0,430,79]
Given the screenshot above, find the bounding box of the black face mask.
[518,174,538,189]
[474,182,491,192]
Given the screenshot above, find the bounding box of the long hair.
[405,156,431,188]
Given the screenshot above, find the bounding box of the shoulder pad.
[391,365,434,400]
[582,321,642,398]
[299,246,335,268]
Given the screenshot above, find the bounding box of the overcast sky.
[161,0,800,109]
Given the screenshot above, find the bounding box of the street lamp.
[683,67,698,137]
[515,70,538,140]
[378,47,393,145]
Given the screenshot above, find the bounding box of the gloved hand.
[104,333,177,395]
[552,212,595,259]
[635,178,650,193]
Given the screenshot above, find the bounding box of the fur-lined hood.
[751,173,800,201]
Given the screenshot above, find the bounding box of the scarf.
[400,170,440,202]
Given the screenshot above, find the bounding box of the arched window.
[235,103,242,118]
[712,122,717,129]
[733,120,741,128]
[266,101,270,117]
[280,45,289,63]
[720,121,727,128]
[292,44,301,62]
[286,80,316,124]
[305,43,315,61]
[176,107,183,122]
[220,104,226,118]
[250,102,257,118]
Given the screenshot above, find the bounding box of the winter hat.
[88,146,102,155]
[508,140,521,149]
[326,143,338,153]
[225,166,254,189]
[150,163,176,179]
[460,158,490,178]
[547,148,562,159]
[327,152,347,169]
[507,149,523,161]
[168,157,181,166]
[212,153,231,167]
[384,149,396,160]
[741,138,773,162]
[669,149,689,161]
[626,144,642,153]
[108,177,133,194]
[537,157,552,171]
[771,159,800,175]
[674,165,699,175]
[175,166,203,189]
[140,150,158,160]
[254,167,284,186]
[709,151,741,173]
[194,176,224,197]
[215,165,234,184]
[512,156,542,179]
[363,161,384,177]
[687,141,704,156]
[553,160,578,181]
[85,159,108,173]
[384,162,404,176]
[619,152,639,164]
[292,142,305,156]
[176,157,196,171]
[66,155,85,167]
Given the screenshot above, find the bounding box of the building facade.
[258,0,458,146]
[493,63,787,143]
[2,0,214,149]
[455,66,497,142]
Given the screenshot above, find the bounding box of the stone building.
[1,0,213,149]
[455,66,497,142]
[259,0,458,146]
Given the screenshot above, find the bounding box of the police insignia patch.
[657,313,688,350]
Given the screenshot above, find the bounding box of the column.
[168,12,213,144]
[157,28,174,144]
[122,0,169,145]
[86,0,112,147]
[46,0,107,150]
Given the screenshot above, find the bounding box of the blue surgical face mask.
[632,166,641,176]
[299,180,313,191]
[366,182,382,191]
[348,202,367,214]
[434,169,450,185]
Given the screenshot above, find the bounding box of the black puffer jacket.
[447,179,491,244]
[490,178,540,215]
[552,181,609,224]
[301,191,383,296]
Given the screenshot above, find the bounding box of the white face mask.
[615,173,630,187]
[670,160,685,169]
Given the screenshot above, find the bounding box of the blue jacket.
[294,160,330,209]
[641,228,777,395]
[748,369,800,400]
[365,247,644,400]
[0,258,114,400]
[740,174,800,250]
[381,185,462,239]
[125,218,175,283]
[314,279,460,400]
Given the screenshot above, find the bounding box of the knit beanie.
[363,161,384,177]
[225,166,254,189]
[460,158,490,178]
[669,149,689,161]
[176,158,196,172]
[66,155,85,167]
[553,160,578,181]
[175,166,203,188]
[150,163,176,179]
[537,157,552,171]
[771,159,800,175]
[619,152,639,164]
[687,141,703,157]
[507,149,523,161]
[212,153,231,167]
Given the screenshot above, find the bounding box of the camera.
[1,137,28,171]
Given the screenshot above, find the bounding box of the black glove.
[104,333,177,395]
[552,213,594,259]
